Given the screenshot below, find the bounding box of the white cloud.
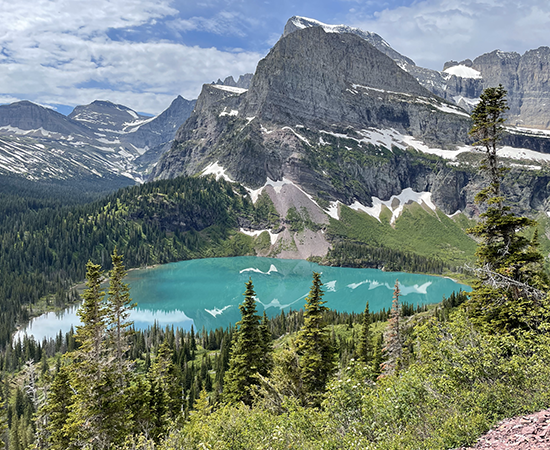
[0,0,262,113]
[348,0,550,70]
[174,11,260,37]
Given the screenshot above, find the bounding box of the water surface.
[17,257,469,341]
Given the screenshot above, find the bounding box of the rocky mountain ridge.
[153,26,471,192]
[0,96,195,184]
[286,16,550,130]
[148,20,550,262]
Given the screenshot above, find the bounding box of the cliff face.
[442,48,550,129]
[152,27,471,201]
[242,27,450,130]
[285,17,550,131]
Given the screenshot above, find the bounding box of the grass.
[328,202,477,268]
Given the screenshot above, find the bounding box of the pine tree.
[357,301,372,365]
[381,280,402,377]
[223,279,267,405]
[466,85,549,332]
[295,272,335,406]
[106,247,135,378]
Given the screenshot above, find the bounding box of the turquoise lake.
[17,257,470,342]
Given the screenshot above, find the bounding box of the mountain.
[150,19,550,261]
[0,96,195,186]
[213,74,254,90]
[153,25,470,189]
[283,16,415,67]
[287,16,550,132]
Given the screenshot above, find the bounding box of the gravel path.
[455,409,550,450]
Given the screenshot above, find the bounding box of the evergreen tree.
[259,311,274,374]
[381,280,402,377]
[75,261,107,361]
[357,302,372,365]
[41,366,74,450]
[106,247,135,378]
[295,272,335,406]
[466,85,549,332]
[223,279,267,405]
[50,256,135,449]
[371,333,383,379]
[147,339,182,442]
[65,261,124,449]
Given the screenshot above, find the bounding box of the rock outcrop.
[456,409,550,450]
[284,17,550,130]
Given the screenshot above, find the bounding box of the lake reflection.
[17,257,470,341]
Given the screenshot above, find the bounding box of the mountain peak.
[244,26,433,128]
[283,16,415,66]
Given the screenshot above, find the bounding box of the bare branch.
[464,263,547,302]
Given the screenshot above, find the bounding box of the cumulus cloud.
[0,0,262,113]
[348,0,550,70]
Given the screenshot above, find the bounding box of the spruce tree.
[357,301,372,365]
[466,85,549,332]
[295,272,335,406]
[106,247,135,378]
[223,279,267,405]
[381,280,402,377]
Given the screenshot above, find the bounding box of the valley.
[1,13,550,450]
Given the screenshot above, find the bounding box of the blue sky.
[1,0,549,115]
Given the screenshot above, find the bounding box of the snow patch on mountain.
[211,85,248,95]
[350,188,437,224]
[201,161,235,182]
[283,126,310,145]
[444,65,482,79]
[239,228,279,245]
[498,146,550,162]
[289,16,384,44]
[219,108,239,117]
[508,126,550,137]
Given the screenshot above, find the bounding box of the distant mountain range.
[0,96,195,185]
